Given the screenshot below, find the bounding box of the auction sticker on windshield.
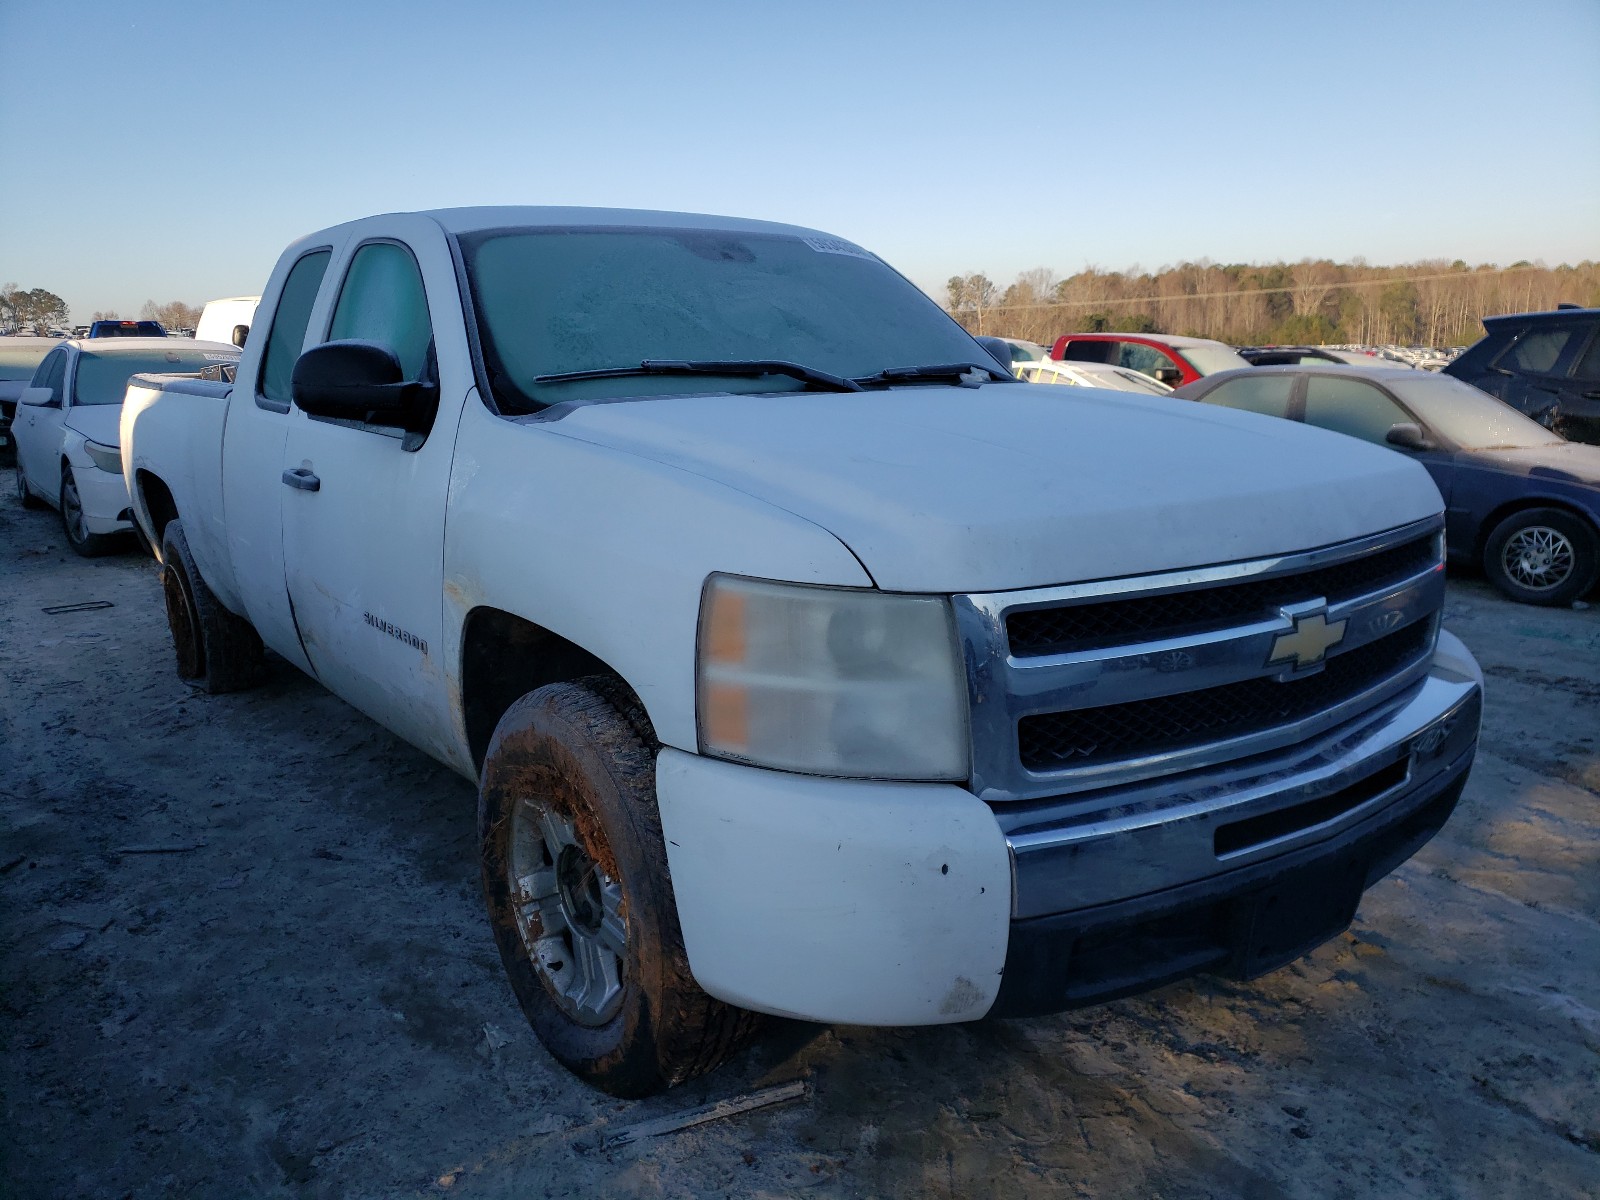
[802,236,877,261]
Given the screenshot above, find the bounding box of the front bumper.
[69,459,135,535]
[655,634,1481,1026]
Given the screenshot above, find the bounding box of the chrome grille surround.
[951,517,1446,803]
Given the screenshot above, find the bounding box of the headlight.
[84,440,123,474]
[697,574,969,780]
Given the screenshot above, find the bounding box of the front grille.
[1018,619,1432,772]
[1007,534,1438,657]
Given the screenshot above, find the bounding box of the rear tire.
[60,469,116,557]
[478,677,760,1097]
[1483,508,1598,606]
[160,519,265,693]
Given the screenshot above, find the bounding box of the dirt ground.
[2,468,1597,1199]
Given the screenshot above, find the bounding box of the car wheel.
[1483,508,1599,606]
[60,469,116,557]
[15,463,45,510]
[478,677,760,1097]
[159,518,266,692]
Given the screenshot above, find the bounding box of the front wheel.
[478,677,759,1097]
[1483,507,1598,606]
[60,469,116,557]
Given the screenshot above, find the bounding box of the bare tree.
[142,299,203,332]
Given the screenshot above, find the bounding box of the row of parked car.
[4,294,1599,607]
[989,310,1600,606]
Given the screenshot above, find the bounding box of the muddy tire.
[60,468,116,557]
[15,464,45,510]
[1483,507,1598,607]
[479,677,760,1097]
[160,519,265,693]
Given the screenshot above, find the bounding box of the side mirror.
[974,336,1014,369]
[19,386,56,408]
[231,324,250,348]
[1385,422,1432,451]
[291,340,437,428]
[1153,367,1183,385]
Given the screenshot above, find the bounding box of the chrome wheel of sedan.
[59,469,112,556]
[61,472,89,544]
[508,801,628,1026]
[1501,525,1575,592]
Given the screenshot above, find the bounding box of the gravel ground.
[2,469,1597,1199]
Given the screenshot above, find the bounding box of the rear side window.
[1060,340,1114,365]
[327,242,433,381]
[260,250,332,406]
[1500,328,1573,374]
[1302,376,1408,444]
[1571,329,1600,382]
[1199,374,1294,418]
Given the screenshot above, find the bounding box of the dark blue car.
[1172,365,1600,606]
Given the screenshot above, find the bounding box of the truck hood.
[544,384,1445,593]
[63,404,122,448]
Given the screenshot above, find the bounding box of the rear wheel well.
[135,471,178,550]
[1474,498,1599,561]
[460,607,645,771]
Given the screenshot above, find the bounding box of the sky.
[1,0,1597,323]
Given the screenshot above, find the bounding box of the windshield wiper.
[851,362,1008,388]
[534,359,864,393]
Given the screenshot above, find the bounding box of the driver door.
[278,225,465,767]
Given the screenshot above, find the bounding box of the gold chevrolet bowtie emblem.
[1269,611,1347,669]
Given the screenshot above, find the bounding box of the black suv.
[1444,306,1600,445]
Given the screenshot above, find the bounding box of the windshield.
[1386,375,1565,449]
[1178,343,1252,375]
[459,227,986,408]
[73,347,239,405]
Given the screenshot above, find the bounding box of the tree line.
[946,259,1600,348]
[2,284,202,334]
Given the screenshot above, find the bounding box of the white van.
[193,296,260,347]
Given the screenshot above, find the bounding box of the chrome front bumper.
[1001,630,1481,921]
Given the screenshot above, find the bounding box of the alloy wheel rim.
[1502,526,1574,591]
[508,800,627,1026]
[63,477,87,543]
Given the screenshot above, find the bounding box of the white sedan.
[1013,358,1176,395]
[13,338,239,554]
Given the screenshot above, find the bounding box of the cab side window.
[327,242,433,381]
[1200,374,1295,419]
[1302,376,1408,445]
[260,250,333,407]
[1116,342,1167,375]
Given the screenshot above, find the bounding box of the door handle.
[282,467,320,492]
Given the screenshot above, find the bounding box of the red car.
[1048,333,1250,387]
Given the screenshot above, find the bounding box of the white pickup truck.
[122,207,1483,1097]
